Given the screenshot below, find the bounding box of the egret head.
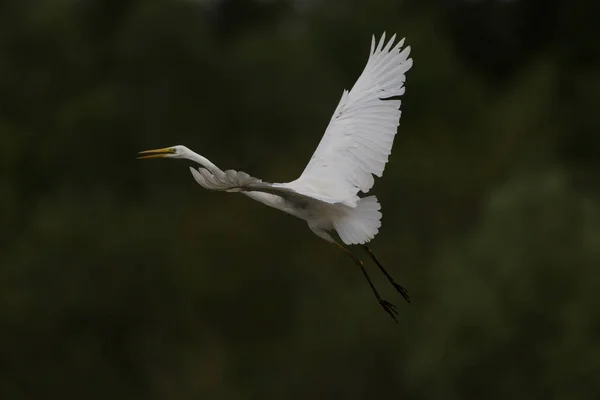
[137,145,189,159]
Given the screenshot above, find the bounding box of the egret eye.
[170,148,177,154]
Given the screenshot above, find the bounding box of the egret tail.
[334,196,382,245]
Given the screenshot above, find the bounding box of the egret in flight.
[138,33,412,321]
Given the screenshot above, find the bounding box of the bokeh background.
[1,0,599,398]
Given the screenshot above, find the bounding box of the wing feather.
[287,33,412,205]
[188,167,348,205]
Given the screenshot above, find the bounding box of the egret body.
[139,33,413,321]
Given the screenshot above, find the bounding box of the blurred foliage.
[1,0,599,398]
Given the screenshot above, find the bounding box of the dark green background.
[1,0,599,398]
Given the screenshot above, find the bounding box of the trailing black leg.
[334,242,398,322]
[362,245,410,303]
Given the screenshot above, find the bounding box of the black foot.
[392,283,411,304]
[379,299,398,322]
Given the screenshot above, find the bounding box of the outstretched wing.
[188,167,345,205]
[288,33,412,206]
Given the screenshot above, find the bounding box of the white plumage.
[138,32,414,320]
[288,33,412,206]
[139,32,412,245]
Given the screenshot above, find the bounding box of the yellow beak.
[137,147,174,159]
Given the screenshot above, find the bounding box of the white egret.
[138,33,412,321]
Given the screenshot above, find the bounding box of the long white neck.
[181,148,223,175]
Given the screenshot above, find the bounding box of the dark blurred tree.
[442,0,560,84]
[410,169,600,399]
[1,0,599,399]
[210,0,291,40]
